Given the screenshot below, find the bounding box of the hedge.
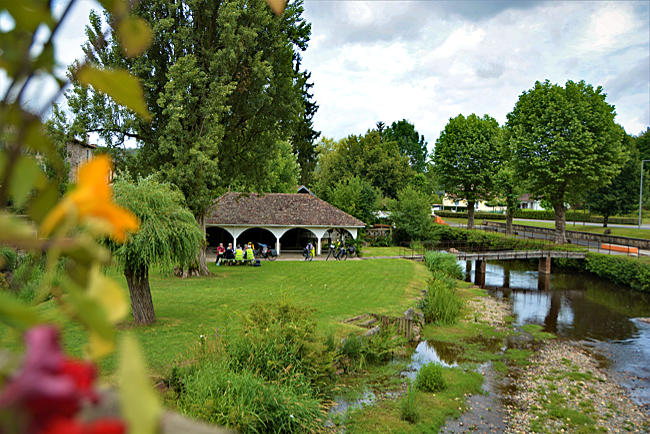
[428,225,584,252]
[435,209,636,225]
[555,253,650,293]
[435,211,506,220]
[514,210,636,225]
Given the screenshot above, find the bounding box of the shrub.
[424,251,463,279]
[436,211,506,220]
[419,275,463,325]
[175,361,322,433]
[416,363,447,393]
[360,325,406,364]
[0,247,18,272]
[9,254,45,302]
[554,253,650,293]
[226,302,336,396]
[400,381,419,423]
[436,209,636,225]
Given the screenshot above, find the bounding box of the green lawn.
[443,217,650,240]
[2,259,427,378]
[363,246,417,257]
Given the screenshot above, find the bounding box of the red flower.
[0,326,106,433]
[42,418,125,434]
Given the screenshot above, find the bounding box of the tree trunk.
[467,200,475,229]
[603,215,609,228]
[197,214,210,276]
[553,202,567,244]
[506,205,515,236]
[124,266,156,325]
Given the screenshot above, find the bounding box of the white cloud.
[303,0,650,146]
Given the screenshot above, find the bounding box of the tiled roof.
[206,192,366,227]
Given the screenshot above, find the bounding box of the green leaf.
[0,212,38,245]
[0,292,44,330]
[77,66,151,120]
[118,17,153,57]
[1,0,52,32]
[10,155,45,208]
[118,334,162,434]
[62,279,115,347]
[28,182,59,224]
[95,0,128,16]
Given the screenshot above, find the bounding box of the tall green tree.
[586,134,639,227]
[389,186,433,241]
[328,176,379,224]
[433,114,501,229]
[506,80,625,242]
[384,119,428,173]
[63,0,314,274]
[313,131,412,200]
[113,176,203,325]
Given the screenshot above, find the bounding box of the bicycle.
[303,246,314,261]
[255,243,278,261]
[325,243,337,261]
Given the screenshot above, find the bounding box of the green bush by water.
[416,363,447,393]
[419,274,463,325]
[424,251,463,279]
[556,253,650,293]
[340,326,407,372]
[435,209,636,225]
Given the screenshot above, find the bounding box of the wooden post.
[465,261,472,282]
[538,256,551,274]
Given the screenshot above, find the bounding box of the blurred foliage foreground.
[0,0,286,432]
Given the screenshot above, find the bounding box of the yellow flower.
[41,155,139,242]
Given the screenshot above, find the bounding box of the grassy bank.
[1,259,427,376]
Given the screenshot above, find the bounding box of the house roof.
[206,192,366,228]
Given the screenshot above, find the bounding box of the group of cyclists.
[303,239,356,261]
[214,238,355,264]
[215,242,257,265]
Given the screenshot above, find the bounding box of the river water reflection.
[464,259,650,406]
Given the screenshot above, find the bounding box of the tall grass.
[173,360,323,433]
[419,272,464,325]
[416,363,447,393]
[399,380,419,423]
[424,251,463,279]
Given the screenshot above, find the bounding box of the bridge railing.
[397,238,581,259]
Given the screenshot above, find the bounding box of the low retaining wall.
[484,221,650,250]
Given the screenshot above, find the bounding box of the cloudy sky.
[301,0,649,148]
[6,0,649,151]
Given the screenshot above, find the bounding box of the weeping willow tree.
[112,176,203,325]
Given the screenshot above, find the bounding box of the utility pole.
[638,160,650,228]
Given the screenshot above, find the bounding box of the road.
[509,218,650,230]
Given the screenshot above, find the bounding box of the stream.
[466,259,650,407]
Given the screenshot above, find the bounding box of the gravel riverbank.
[505,341,649,433]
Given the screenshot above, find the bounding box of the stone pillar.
[537,272,550,291]
[503,265,511,288]
[465,261,472,282]
[276,240,281,255]
[538,256,551,274]
[317,237,322,256]
[475,260,486,287]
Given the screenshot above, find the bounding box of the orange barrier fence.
[601,244,638,254]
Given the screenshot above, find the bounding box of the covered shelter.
[205,192,365,255]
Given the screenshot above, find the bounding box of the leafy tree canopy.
[586,134,640,226]
[389,186,433,241]
[432,113,501,227]
[328,176,379,224]
[63,0,315,220]
[313,131,413,201]
[506,79,625,241]
[384,119,428,173]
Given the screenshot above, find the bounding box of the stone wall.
[65,141,94,181]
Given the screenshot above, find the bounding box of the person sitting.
[224,243,235,261]
[234,245,244,263]
[245,243,255,264]
[215,243,225,265]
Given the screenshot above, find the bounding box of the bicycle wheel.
[267,252,277,261]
